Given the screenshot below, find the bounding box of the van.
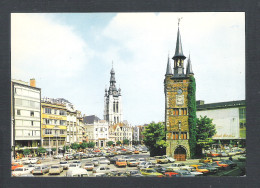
[66,168,89,177]
[32,165,49,175]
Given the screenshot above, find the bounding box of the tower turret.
[186,54,194,76]
[165,54,173,75]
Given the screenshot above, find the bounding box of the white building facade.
[85,120,109,147]
[196,100,246,145]
[11,79,41,156]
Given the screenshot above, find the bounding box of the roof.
[173,27,186,60]
[83,115,100,124]
[197,100,246,111]
[166,55,173,75]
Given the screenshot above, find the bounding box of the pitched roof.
[83,115,100,124]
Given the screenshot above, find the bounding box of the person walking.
[229,156,233,161]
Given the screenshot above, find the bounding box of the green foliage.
[23,149,30,155]
[142,122,167,156]
[70,143,80,150]
[116,141,122,145]
[88,142,95,148]
[51,148,56,151]
[107,141,114,146]
[80,142,88,149]
[63,145,70,151]
[196,116,216,140]
[188,75,197,158]
[37,147,46,154]
[123,139,129,145]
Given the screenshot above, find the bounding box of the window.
[60,130,65,134]
[31,121,33,126]
[44,108,51,114]
[54,109,57,114]
[17,110,21,115]
[15,98,22,106]
[45,129,52,134]
[60,120,66,125]
[30,111,34,117]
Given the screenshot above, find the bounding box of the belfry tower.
[104,64,123,125]
[164,20,195,161]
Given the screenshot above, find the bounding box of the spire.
[186,53,194,75]
[108,62,118,96]
[166,54,173,75]
[173,19,186,60]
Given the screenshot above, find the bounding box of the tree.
[107,141,114,146]
[116,141,121,145]
[37,147,46,154]
[196,115,217,156]
[80,142,88,149]
[142,122,167,156]
[70,143,80,150]
[188,75,197,158]
[63,145,70,151]
[123,139,129,145]
[23,149,30,156]
[88,142,95,148]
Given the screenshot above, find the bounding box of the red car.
[164,167,179,177]
[212,161,229,169]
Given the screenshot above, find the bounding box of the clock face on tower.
[177,89,183,94]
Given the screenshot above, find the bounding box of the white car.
[12,167,31,177]
[163,156,175,163]
[92,159,99,167]
[98,158,110,165]
[66,168,89,177]
[27,164,37,173]
[53,154,64,159]
[93,166,111,174]
[68,163,81,169]
[49,165,63,175]
[59,161,69,170]
[23,158,38,164]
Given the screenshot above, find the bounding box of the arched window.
[117,117,119,123]
[114,117,116,123]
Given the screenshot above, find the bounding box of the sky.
[11,12,245,126]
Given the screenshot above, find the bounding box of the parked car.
[27,164,37,173]
[138,158,146,162]
[68,163,81,169]
[53,154,64,159]
[164,167,179,177]
[238,154,246,162]
[163,155,175,163]
[140,168,164,177]
[49,165,63,175]
[137,161,147,169]
[59,161,69,170]
[198,163,218,174]
[12,163,23,171]
[23,158,39,164]
[199,157,213,163]
[211,161,229,169]
[116,159,127,167]
[93,173,108,177]
[146,157,157,164]
[127,159,139,167]
[12,167,31,177]
[154,166,167,174]
[154,156,168,164]
[66,168,89,177]
[188,167,204,176]
[126,170,143,177]
[99,158,110,165]
[93,166,111,174]
[32,165,49,175]
[72,160,82,167]
[92,159,99,167]
[134,150,139,154]
[84,163,94,171]
[219,152,229,157]
[221,160,237,168]
[175,170,195,177]
[190,165,209,174]
[65,155,74,160]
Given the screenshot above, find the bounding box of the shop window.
[17,110,21,115]
[30,111,34,117]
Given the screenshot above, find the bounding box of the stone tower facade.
[104,65,123,125]
[164,24,194,161]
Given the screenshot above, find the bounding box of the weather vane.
[178,17,183,27]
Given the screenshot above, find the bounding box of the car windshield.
[34,166,41,170]
[69,164,77,167]
[166,168,174,172]
[197,166,205,169]
[131,171,138,174]
[60,162,67,164]
[51,166,59,168]
[118,160,125,162]
[146,169,156,173]
[15,168,24,171]
[182,171,191,175]
[85,164,92,166]
[130,160,136,162]
[28,164,34,167]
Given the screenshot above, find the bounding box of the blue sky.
[11,13,245,125]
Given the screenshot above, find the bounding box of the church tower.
[104,64,123,125]
[164,21,195,161]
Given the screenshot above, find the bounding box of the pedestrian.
[229,156,232,161]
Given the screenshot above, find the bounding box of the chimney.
[30,78,36,87]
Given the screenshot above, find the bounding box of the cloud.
[11,13,94,83]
